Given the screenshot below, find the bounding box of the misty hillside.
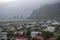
[29,2,60,20]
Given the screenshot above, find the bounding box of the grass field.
[0,21,27,24]
[54,33,60,37]
[0,19,40,25]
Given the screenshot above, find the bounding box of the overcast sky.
[0,0,60,18]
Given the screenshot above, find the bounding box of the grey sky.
[0,0,60,18]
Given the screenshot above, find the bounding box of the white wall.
[45,27,55,32]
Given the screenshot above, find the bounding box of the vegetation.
[1,21,60,40]
[0,20,39,25]
[7,30,15,37]
[42,31,54,40]
[31,38,37,40]
[56,36,60,40]
[54,33,60,37]
[2,29,16,37]
[26,28,31,38]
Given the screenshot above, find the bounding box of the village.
[0,20,60,40]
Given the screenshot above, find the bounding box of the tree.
[31,38,37,40]
[42,31,54,40]
[7,30,15,37]
[26,28,31,40]
[56,36,60,40]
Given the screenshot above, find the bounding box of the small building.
[41,24,48,27]
[6,23,11,26]
[32,22,37,25]
[47,37,56,40]
[0,28,4,32]
[44,26,55,32]
[0,32,7,40]
[55,25,60,34]
[16,37,27,40]
[26,25,30,28]
[31,31,41,37]
[17,26,23,30]
[39,21,44,24]
[28,22,37,25]
[7,26,15,31]
[35,36,44,40]
[15,31,23,35]
[52,22,60,26]
[46,21,52,24]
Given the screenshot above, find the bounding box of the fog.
[0,0,60,18]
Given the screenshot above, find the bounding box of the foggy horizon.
[0,0,60,18]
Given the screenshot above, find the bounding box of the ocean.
[0,18,35,22]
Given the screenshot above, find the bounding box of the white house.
[46,21,52,24]
[26,25,30,28]
[32,22,36,25]
[6,23,11,26]
[31,31,41,37]
[0,28,4,32]
[52,22,60,25]
[7,26,15,31]
[0,32,7,40]
[41,24,48,27]
[28,22,36,25]
[44,26,55,32]
[17,26,23,30]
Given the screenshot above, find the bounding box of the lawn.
[54,33,60,37]
[0,21,29,25]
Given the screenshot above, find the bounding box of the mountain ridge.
[29,2,60,20]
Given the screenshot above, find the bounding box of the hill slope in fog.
[29,2,60,20]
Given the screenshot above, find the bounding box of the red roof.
[15,32,23,35]
[35,36,44,40]
[47,38,56,40]
[16,37,27,40]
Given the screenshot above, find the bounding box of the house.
[6,23,11,26]
[52,21,60,26]
[16,32,27,40]
[15,31,23,35]
[30,24,35,27]
[17,26,23,30]
[16,37,27,40]
[55,25,60,34]
[44,26,55,32]
[28,22,36,25]
[0,28,4,32]
[41,24,48,27]
[26,25,30,28]
[0,32,7,40]
[7,26,15,31]
[35,36,44,40]
[32,22,37,25]
[46,21,52,24]
[47,37,56,40]
[39,21,44,24]
[31,31,41,37]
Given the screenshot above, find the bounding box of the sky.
[0,0,60,18]
[0,0,16,3]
